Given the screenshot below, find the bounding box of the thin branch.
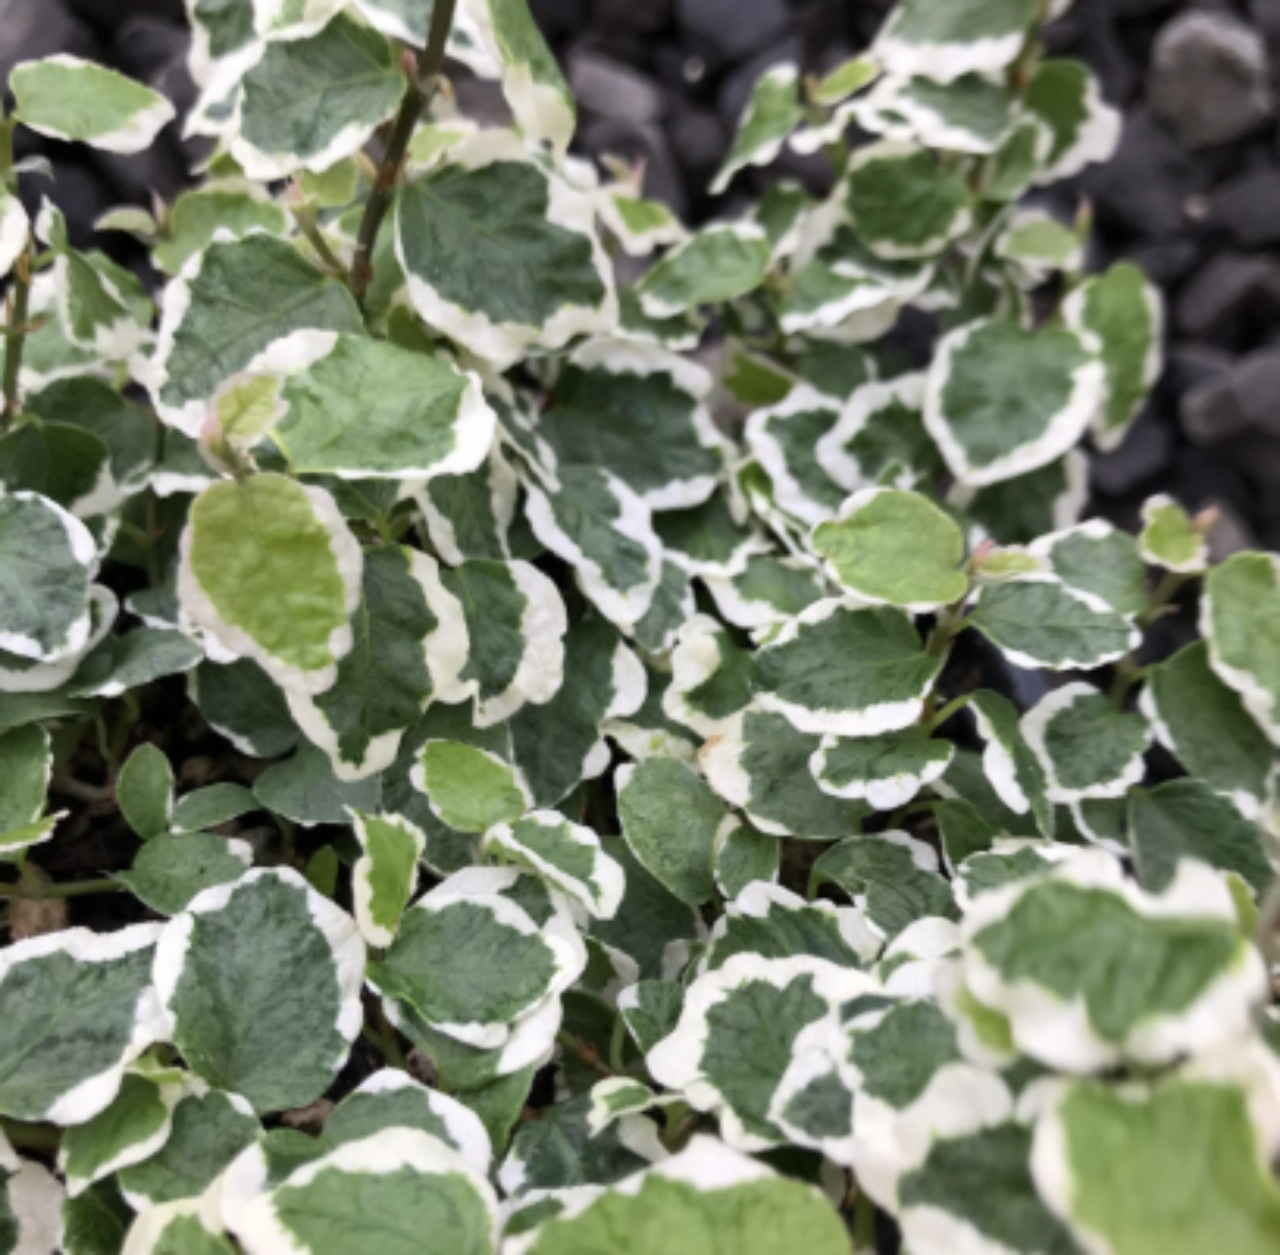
[349,0,458,305]
[2,246,32,426]
[0,877,125,901]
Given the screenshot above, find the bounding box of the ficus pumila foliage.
[0,0,1277,1252]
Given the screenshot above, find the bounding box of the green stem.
[924,692,974,734]
[925,605,972,660]
[350,0,458,305]
[361,1009,408,1071]
[1137,571,1191,630]
[2,247,32,426]
[0,877,124,900]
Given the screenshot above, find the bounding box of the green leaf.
[963,857,1264,1071]
[1139,494,1207,574]
[350,810,425,947]
[702,707,867,840]
[118,1201,236,1254]
[117,1087,259,1210]
[442,558,565,727]
[591,840,703,982]
[969,577,1138,671]
[744,387,846,527]
[599,189,685,257]
[58,1073,175,1198]
[1129,779,1273,897]
[967,690,1055,839]
[368,882,581,1048]
[810,54,879,107]
[59,1179,132,1255]
[170,783,258,834]
[524,466,662,628]
[702,881,878,974]
[396,134,611,369]
[474,0,575,152]
[117,744,174,840]
[414,738,530,834]
[813,487,968,611]
[950,450,1088,547]
[1022,682,1151,803]
[0,490,96,663]
[617,981,685,1055]
[874,0,1037,80]
[179,475,362,695]
[323,1069,492,1174]
[636,223,771,318]
[1064,261,1162,451]
[232,1129,498,1255]
[995,209,1082,281]
[617,758,726,906]
[117,833,254,915]
[272,334,495,480]
[0,421,115,518]
[663,614,753,737]
[152,234,363,436]
[151,187,289,276]
[1023,59,1120,184]
[233,14,403,178]
[57,248,150,361]
[899,1122,1079,1255]
[189,658,299,760]
[289,546,469,779]
[712,65,803,194]
[417,448,519,564]
[513,1136,850,1255]
[925,318,1104,486]
[1202,552,1280,747]
[1029,519,1149,619]
[713,818,780,899]
[816,374,942,495]
[812,729,953,811]
[538,341,723,511]
[702,554,825,634]
[648,960,868,1151]
[28,376,155,494]
[845,141,972,260]
[253,741,382,827]
[499,1092,663,1196]
[1142,641,1276,816]
[0,725,50,837]
[858,72,1015,155]
[1034,1067,1280,1255]
[154,868,365,1113]
[811,833,957,938]
[12,55,174,153]
[0,924,164,1124]
[483,811,624,920]
[751,600,942,736]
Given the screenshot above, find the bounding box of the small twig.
[0,877,124,901]
[2,247,32,426]
[556,1030,613,1080]
[349,0,458,305]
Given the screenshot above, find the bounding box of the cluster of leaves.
[0,0,1279,1252]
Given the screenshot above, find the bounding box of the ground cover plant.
[0,0,1278,1251]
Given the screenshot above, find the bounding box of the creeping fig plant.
[0,0,1277,1252]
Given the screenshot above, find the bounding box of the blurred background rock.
[2,0,1279,553]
